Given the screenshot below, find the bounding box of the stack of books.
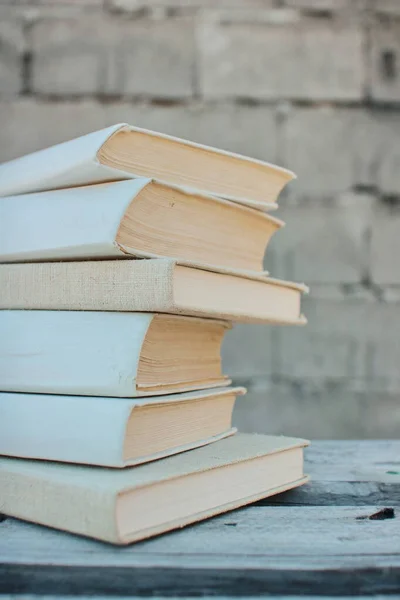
[0,124,309,545]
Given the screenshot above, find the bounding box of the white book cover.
[0,123,293,209]
[0,311,231,396]
[0,178,282,271]
[0,388,242,467]
[0,179,150,262]
[0,124,127,198]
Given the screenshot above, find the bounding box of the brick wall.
[1,0,400,438]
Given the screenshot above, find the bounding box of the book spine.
[0,392,133,467]
[0,180,150,262]
[0,464,120,543]
[0,124,129,197]
[0,259,175,312]
[0,311,153,396]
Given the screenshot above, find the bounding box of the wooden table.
[1,441,399,597]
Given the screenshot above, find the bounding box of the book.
[0,123,295,211]
[0,311,231,396]
[0,387,243,467]
[0,433,309,544]
[0,178,283,273]
[0,259,307,324]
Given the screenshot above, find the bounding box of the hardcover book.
[0,433,309,544]
[0,259,308,324]
[0,123,294,210]
[0,387,243,467]
[0,311,230,396]
[0,179,283,273]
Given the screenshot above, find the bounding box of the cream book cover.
[0,433,309,544]
[0,387,244,467]
[0,311,231,396]
[0,123,295,210]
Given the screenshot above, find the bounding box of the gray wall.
[1,0,400,438]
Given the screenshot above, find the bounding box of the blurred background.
[1,0,400,439]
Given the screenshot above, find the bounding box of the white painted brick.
[370,21,400,103]
[0,4,102,21]
[282,107,374,199]
[284,0,343,9]
[371,203,400,285]
[0,100,108,162]
[382,287,400,303]
[266,193,375,284]
[372,0,400,18]
[0,20,25,97]
[109,0,275,10]
[364,111,400,197]
[279,295,400,390]
[42,0,102,4]
[233,383,400,439]
[32,15,194,97]
[222,324,278,378]
[0,100,278,163]
[283,0,367,13]
[309,284,377,302]
[118,18,194,98]
[1,0,102,4]
[279,298,364,381]
[31,16,109,95]
[127,18,194,97]
[199,15,364,101]
[103,102,278,160]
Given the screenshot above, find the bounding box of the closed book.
[0,433,309,544]
[0,387,243,467]
[0,311,230,396]
[0,123,294,210]
[0,259,308,324]
[0,179,283,273]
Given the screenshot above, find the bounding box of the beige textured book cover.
[0,259,308,324]
[0,433,309,544]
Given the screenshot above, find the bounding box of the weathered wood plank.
[1,562,400,596]
[260,440,400,506]
[262,480,400,506]
[1,597,397,600]
[1,506,399,567]
[304,441,400,481]
[305,440,400,469]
